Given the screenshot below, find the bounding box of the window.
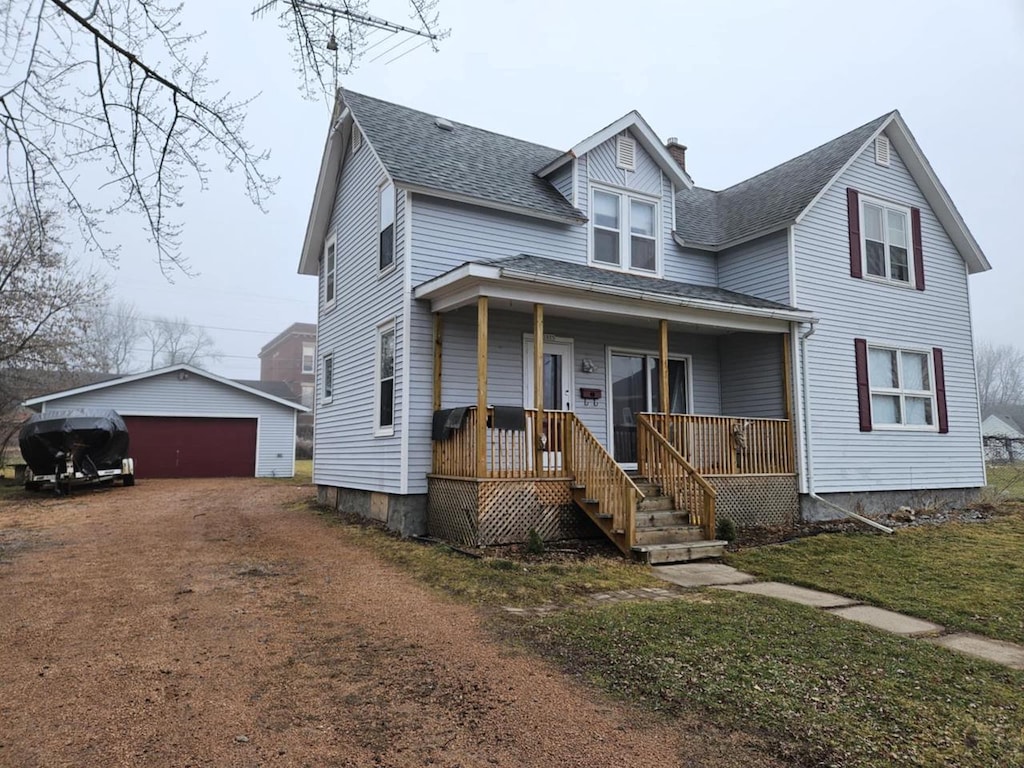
[300,382,314,408]
[868,346,934,428]
[863,200,911,283]
[322,354,334,403]
[379,182,395,271]
[376,323,395,433]
[301,342,315,374]
[324,238,336,304]
[590,186,658,273]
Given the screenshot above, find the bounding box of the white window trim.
[587,183,661,277]
[324,235,337,308]
[322,353,334,404]
[301,343,315,374]
[378,180,397,277]
[860,194,915,288]
[867,343,937,432]
[374,320,396,436]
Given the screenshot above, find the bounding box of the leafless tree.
[1,1,445,277]
[142,315,219,369]
[0,204,106,458]
[84,299,141,374]
[976,341,1024,413]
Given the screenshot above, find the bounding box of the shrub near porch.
[725,507,1024,645]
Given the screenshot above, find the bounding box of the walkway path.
[654,563,1024,671]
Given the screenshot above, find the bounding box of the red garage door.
[122,416,257,478]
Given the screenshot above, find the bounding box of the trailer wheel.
[123,474,135,487]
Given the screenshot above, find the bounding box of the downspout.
[799,322,894,534]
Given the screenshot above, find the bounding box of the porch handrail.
[566,413,643,549]
[642,413,794,475]
[637,413,717,540]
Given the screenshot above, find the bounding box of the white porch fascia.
[413,265,816,334]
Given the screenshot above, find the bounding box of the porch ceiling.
[414,256,816,334]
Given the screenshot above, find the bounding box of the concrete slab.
[715,581,859,609]
[653,563,756,588]
[828,605,943,636]
[928,633,1024,670]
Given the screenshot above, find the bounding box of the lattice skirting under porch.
[705,475,798,529]
[427,476,591,546]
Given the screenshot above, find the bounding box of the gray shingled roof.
[675,113,893,248]
[487,255,799,311]
[343,89,585,222]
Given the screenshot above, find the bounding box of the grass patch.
[726,511,1024,645]
[311,506,657,607]
[293,459,312,484]
[531,591,1024,768]
[986,464,1024,500]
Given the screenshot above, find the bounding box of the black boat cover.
[19,409,130,476]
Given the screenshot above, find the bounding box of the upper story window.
[324,237,336,304]
[591,186,658,274]
[379,182,395,272]
[863,198,911,284]
[301,342,315,374]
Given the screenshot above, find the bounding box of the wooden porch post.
[659,319,670,415]
[476,297,489,478]
[782,331,796,474]
[533,303,545,474]
[432,313,443,411]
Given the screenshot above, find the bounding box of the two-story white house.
[298,88,990,563]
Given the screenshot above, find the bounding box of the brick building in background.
[259,322,316,438]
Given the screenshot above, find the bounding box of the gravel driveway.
[0,478,782,767]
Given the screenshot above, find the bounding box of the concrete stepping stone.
[928,633,1024,670]
[829,605,943,636]
[653,563,756,588]
[716,581,858,608]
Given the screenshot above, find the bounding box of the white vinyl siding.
[717,231,792,304]
[792,138,984,491]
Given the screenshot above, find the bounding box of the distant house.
[259,322,317,408]
[982,413,1024,462]
[23,364,309,478]
[297,88,990,561]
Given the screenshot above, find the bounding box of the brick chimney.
[666,137,687,173]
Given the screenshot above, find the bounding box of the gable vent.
[616,134,636,171]
[874,135,891,166]
[434,117,454,132]
[351,125,362,153]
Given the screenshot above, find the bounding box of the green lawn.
[726,509,1024,645]
[532,592,1024,768]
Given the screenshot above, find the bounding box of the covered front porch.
[416,257,811,561]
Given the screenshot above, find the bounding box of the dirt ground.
[0,478,785,767]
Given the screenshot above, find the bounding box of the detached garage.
[23,364,309,479]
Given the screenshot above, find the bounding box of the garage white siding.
[40,371,299,478]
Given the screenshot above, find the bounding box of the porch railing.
[567,414,642,548]
[431,407,571,479]
[637,414,716,540]
[642,413,794,475]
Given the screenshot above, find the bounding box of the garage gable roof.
[22,364,310,412]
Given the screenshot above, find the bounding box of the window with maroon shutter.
[854,338,872,431]
[847,189,862,278]
[933,347,948,433]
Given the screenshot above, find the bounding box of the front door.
[610,353,689,464]
[524,337,574,469]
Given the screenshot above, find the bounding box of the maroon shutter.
[854,338,872,432]
[933,347,948,433]
[847,188,862,278]
[911,207,925,290]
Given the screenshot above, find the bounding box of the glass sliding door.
[610,353,689,464]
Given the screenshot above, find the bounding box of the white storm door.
[523,338,574,412]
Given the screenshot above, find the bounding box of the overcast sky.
[93,0,1023,378]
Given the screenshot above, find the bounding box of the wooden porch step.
[633,525,705,547]
[637,510,694,528]
[637,494,674,512]
[632,540,727,565]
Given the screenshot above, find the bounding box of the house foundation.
[317,485,428,537]
[799,488,983,522]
